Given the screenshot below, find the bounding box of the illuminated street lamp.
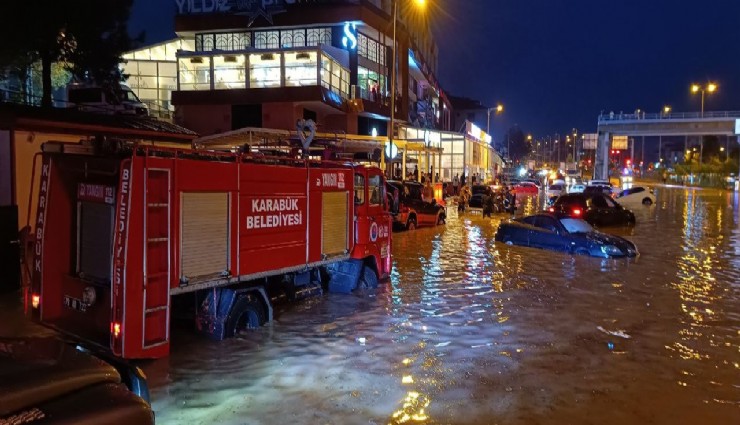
[389,0,426,176]
[691,83,718,118]
[663,105,672,116]
[486,103,503,137]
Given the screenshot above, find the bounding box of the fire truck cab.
[28,138,392,359]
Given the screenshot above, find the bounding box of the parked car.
[467,184,491,211]
[550,193,636,227]
[546,183,566,198]
[615,186,656,207]
[583,184,616,197]
[495,213,638,258]
[0,337,154,424]
[387,180,446,230]
[512,181,539,194]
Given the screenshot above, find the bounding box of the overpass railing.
[599,111,740,122]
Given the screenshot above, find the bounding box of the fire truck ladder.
[142,168,171,348]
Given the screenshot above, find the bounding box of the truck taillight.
[112,322,121,338]
[572,208,582,216]
[32,294,40,309]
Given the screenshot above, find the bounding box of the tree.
[0,1,142,107]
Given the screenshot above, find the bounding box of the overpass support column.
[595,131,610,180]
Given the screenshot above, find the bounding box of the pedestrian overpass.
[594,111,740,179]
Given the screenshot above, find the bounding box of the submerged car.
[550,193,636,227]
[467,184,491,211]
[616,186,656,207]
[387,180,446,230]
[0,337,153,424]
[494,213,638,258]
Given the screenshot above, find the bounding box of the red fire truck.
[27,139,392,359]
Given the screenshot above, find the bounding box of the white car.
[569,184,586,193]
[547,183,566,197]
[615,186,656,207]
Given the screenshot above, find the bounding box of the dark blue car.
[494,213,638,258]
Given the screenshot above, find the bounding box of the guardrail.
[598,111,740,122]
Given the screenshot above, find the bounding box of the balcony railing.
[599,111,740,122]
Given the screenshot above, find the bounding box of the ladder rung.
[147,237,168,243]
[148,203,168,208]
[145,305,168,314]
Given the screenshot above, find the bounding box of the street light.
[572,128,578,166]
[691,82,718,117]
[663,105,672,116]
[486,103,503,136]
[388,0,426,177]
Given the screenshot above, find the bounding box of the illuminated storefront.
[141,0,453,136]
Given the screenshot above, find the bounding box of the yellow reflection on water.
[390,391,431,424]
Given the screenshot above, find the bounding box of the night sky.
[130,0,740,143]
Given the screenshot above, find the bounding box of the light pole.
[486,103,503,135]
[691,83,718,118]
[571,128,578,167]
[388,0,426,177]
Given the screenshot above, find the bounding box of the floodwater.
[95,186,740,423]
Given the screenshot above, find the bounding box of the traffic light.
[626,159,631,166]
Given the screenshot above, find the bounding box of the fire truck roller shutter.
[180,192,229,282]
[321,191,348,257]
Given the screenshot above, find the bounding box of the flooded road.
[143,186,739,424]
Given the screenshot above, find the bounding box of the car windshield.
[560,218,594,233]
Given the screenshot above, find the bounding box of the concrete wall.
[176,104,231,136]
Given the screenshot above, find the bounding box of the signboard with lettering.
[612,135,628,150]
[176,0,296,24]
[582,133,598,150]
[78,183,116,204]
[245,197,306,230]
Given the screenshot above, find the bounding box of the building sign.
[612,135,628,150]
[175,0,296,24]
[582,133,598,150]
[342,22,358,50]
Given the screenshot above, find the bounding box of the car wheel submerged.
[226,295,266,337]
[642,197,653,205]
[574,247,590,256]
[357,266,379,290]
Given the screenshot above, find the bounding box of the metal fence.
[598,111,740,122]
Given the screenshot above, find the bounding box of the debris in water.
[597,326,631,339]
[356,337,366,345]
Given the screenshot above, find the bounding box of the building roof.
[0,103,198,142]
[448,96,489,111]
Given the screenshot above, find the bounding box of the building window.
[281,29,307,48]
[284,51,318,87]
[320,54,349,99]
[255,31,280,49]
[307,28,331,46]
[358,33,385,66]
[178,57,212,90]
[197,32,249,51]
[214,55,246,89]
[249,53,281,88]
[358,66,385,102]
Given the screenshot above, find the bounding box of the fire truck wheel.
[406,217,417,230]
[226,295,266,337]
[358,266,379,290]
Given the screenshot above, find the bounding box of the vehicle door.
[404,183,429,225]
[592,194,621,225]
[365,170,392,278]
[602,195,627,224]
[530,216,568,251]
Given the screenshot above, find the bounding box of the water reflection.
[142,187,740,424]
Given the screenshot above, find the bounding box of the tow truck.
[26,129,392,359]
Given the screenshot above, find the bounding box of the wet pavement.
[2,185,739,424]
